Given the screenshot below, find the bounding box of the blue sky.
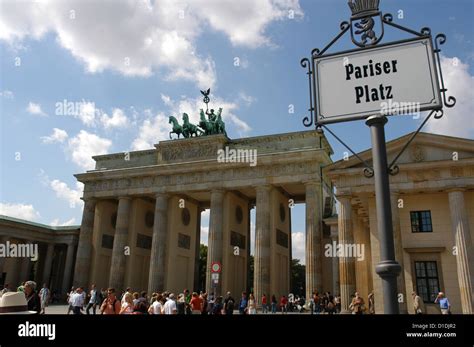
[1,0,473,262]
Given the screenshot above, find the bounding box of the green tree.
[291,258,306,296]
[198,244,207,291]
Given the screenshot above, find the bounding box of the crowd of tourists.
[0,281,452,315]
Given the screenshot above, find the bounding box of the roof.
[0,215,80,231]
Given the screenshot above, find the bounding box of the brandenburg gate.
[72,103,335,302]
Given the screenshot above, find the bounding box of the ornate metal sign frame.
[312,35,442,124]
[301,13,455,128]
[300,3,456,177]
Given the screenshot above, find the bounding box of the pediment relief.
[326,132,474,172]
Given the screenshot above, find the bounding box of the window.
[178,233,191,250]
[410,211,433,232]
[276,229,288,248]
[230,231,246,249]
[136,233,152,250]
[101,234,114,249]
[414,261,440,303]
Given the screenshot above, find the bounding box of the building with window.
[324,132,474,314]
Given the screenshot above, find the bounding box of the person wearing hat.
[24,281,41,314]
[0,291,37,314]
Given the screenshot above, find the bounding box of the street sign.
[211,273,219,280]
[300,0,455,315]
[313,36,441,124]
[210,262,221,273]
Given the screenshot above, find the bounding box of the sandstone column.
[448,189,474,314]
[42,243,55,286]
[330,226,340,296]
[338,195,356,313]
[206,190,225,295]
[390,191,408,313]
[62,242,75,294]
[148,193,169,293]
[73,199,96,288]
[305,181,322,301]
[109,197,131,291]
[254,185,271,305]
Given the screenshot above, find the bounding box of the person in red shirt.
[189,292,203,314]
[261,294,268,314]
[280,295,288,314]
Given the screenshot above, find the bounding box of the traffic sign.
[211,262,221,273]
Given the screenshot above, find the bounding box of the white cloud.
[200,226,209,246]
[0,90,14,99]
[161,94,173,107]
[100,108,129,129]
[192,0,303,47]
[67,130,112,170]
[41,128,68,144]
[38,169,84,208]
[291,231,305,264]
[26,102,46,116]
[77,102,97,126]
[50,217,76,226]
[0,202,40,221]
[424,56,474,138]
[0,0,302,88]
[131,113,169,150]
[50,179,84,208]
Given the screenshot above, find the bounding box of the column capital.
[303,179,321,187]
[254,184,272,192]
[446,188,466,194]
[81,197,97,203]
[117,196,132,201]
[154,192,169,199]
[336,193,352,201]
[390,189,400,196]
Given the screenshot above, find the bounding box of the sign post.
[300,0,455,314]
[365,115,400,313]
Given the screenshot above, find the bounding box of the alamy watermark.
[55,99,95,116]
[217,146,257,167]
[324,241,365,261]
[0,241,38,261]
[380,100,421,118]
[18,322,55,340]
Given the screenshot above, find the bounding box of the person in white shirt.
[163,294,177,314]
[69,287,85,315]
[149,293,164,314]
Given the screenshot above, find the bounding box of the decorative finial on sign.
[348,0,380,19]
